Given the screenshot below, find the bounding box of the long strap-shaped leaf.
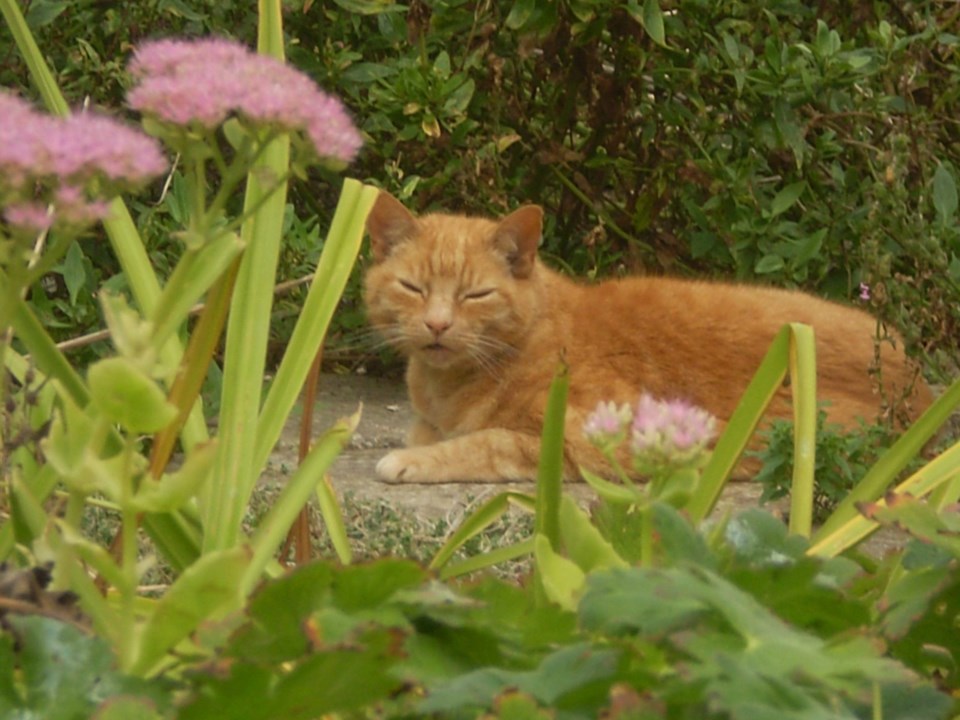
[687,323,817,534]
[252,180,379,474]
[203,0,290,552]
[812,376,960,544]
[807,439,960,557]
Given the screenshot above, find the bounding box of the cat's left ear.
[494,205,543,278]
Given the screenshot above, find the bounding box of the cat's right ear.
[494,205,543,279]
[366,191,419,262]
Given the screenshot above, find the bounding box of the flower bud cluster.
[127,38,363,166]
[0,92,167,236]
[584,392,717,472]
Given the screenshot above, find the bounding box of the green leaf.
[131,547,249,675]
[534,534,584,612]
[88,357,178,434]
[505,0,535,30]
[932,163,958,224]
[340,61,395,83]
[61,241,87,307]
[419,643,619,714]
[770,181,806,216]
[558,496,628,573]
[580,466,646,504]
[132,440,217,513]
[3,616,169,719]
[640,0,666,46]
[25,0,69,27]
[332,0,403,14]
[754,253,785,274]
[580,567,708,635]
[443,77,476,115]
[91,696,165,720]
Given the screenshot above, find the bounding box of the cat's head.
[363,191,544,371]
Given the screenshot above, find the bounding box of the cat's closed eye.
[398,279,424,296]
[461,288,495,301]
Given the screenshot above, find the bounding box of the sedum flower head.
[127,38,362,165]
[0,90,167,235]
[630,393,717,471]
[583,401,633,449]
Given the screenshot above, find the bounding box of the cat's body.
[363,192,932,483]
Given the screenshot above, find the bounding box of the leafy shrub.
[752,408,913,522]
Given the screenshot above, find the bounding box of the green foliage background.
[3,0,959,377]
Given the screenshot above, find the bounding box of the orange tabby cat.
[363,191,932,483]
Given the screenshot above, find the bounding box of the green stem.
[0,0,70,116]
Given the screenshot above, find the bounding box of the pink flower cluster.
[0,91,167,234]
[584,393,717,470]
[630,393,717,466]
[127,38,362,165]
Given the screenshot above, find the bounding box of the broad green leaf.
[641,0,666,46]
[341,61,395,83]
[505,0,535,30]
[61,241,87,307]
[558,495,628,572]
[88,357,177,434]
[580,466,646,504]
[332,0,402,14]
[419,643,618,714]
[269,633,405,717]
[132,441,217,513]
[534,534,585,612]
[580,567,708,635]
[754,253,785,274]
[770,181,806,217]
[230,562,336,663]
[443,77,476,115]
[932,163,958,224]
[4,616,169,719]
[131,547,249,675]
[55,520,127,592]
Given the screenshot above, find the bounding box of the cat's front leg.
[376,428,541,483]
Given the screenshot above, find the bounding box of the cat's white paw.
[376,449,429,483]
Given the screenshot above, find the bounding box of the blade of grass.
[439,538,536,580]
[241,409,359,595]
[429,491,534,571]
[316,475,352,565]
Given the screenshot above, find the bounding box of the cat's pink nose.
[424,317,452,336]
